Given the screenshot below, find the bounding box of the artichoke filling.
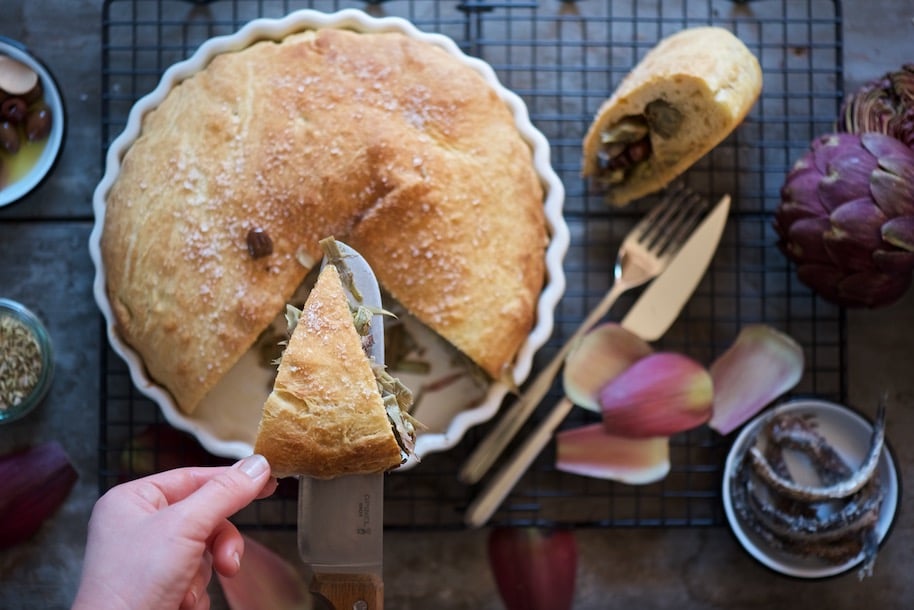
[351,302,419,462]
[373,363,419,461]
[595,99,683,186]
[282,298,420,464]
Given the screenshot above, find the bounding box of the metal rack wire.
[99,0,845,530]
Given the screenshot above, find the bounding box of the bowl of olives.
[0,37,65,208]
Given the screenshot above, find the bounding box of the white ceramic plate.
[88,9,569,466]
[0,37,65,208]
[722,398,899,579]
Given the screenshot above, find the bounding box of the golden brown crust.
[253,265,402,479]
[582,26,762,206]
[101,28,547,413]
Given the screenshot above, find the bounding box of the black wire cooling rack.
[99,0,846,530]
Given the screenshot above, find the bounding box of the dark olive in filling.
[595,99,683,186]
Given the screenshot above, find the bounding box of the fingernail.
[237,454,269,479]
[233,551,241,571]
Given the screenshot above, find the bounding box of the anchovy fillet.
[749,405,886,502]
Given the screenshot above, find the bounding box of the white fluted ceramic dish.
[88,9,569,467]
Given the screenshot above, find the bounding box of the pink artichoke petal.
[218,535,310,610]
[555,424,670,485]
[598,352,713,438]
[881,216,914,252]
[563,323,652,413]
[708,325,804,435]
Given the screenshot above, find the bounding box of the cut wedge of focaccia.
[253,264,415,479]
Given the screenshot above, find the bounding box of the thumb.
[174,454,272,533]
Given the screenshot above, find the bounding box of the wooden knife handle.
[311,572,383,610]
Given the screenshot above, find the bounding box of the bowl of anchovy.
[722,397,900,579]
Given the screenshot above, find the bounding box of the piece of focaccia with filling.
[253,264,416,479]
[583,26,762,206]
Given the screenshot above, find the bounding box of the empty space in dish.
[99,0,845,530]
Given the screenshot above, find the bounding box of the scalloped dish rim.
[87,8,569,467]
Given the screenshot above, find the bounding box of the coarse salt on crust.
[101,27,547,414]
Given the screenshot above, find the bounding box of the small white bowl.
[722,398,900,579]
[0,37,65,208]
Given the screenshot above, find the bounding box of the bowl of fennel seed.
[0,298,53,423]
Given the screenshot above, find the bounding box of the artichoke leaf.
[785,216,833,264]
[779,166,831,218]
[819,155,878,208]
[881,216,914,252]
[870,167,914,217]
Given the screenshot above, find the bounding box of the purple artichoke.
[774,132,914,308]
[839,64,914,148]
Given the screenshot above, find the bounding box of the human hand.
[72,454,276,610]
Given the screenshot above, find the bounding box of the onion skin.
[598,352,713,438]
[0,441,78,549]
[487,527,577,610]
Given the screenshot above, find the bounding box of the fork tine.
[658,190,711,254]
[638,185,711,256]
[634,183,688,238]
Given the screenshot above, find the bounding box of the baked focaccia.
[101,28,547,414]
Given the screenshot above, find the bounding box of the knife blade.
[621,194,731,340]
[299,240,385,609]
[464,194,731,528]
